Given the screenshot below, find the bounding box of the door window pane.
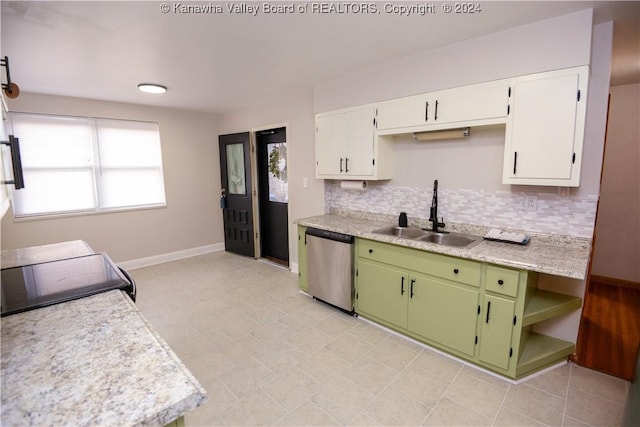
[226,143,246,195]
[267,142,288,203]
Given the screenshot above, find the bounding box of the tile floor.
[132,251,630,426]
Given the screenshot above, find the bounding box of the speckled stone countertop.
[1,241,207,426]
[296,213,590,280]
[1,290,208,426]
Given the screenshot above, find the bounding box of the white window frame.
[9,112,167,219]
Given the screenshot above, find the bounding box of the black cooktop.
[1,253,135,317]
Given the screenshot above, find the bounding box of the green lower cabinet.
[297,226,308,291]
[353,237,583,379]
[408,274,479,357]
[478,294,516,370]
[357,259,408,328]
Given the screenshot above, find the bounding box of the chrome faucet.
[429,179,446,232]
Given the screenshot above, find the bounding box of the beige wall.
[591,83,640,282]
[219,87,324,268]
[0,93,222,263]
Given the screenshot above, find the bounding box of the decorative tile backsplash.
[325,181,598,238]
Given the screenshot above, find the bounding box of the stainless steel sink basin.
[417,232,483,249]
[371,226,483,249]
[371,226,428,239]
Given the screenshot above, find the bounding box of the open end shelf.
[523,289,582,326]
[516,332,575,378]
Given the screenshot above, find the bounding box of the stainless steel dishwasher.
[305,227,354,313]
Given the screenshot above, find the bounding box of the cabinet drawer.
[357,239,481,287]
[429,256,481,287]
[358,239,411,265]
[485,265,520,297]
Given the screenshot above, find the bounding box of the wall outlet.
[303,177,309,188]
[525,195,538,212]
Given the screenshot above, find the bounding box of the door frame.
[249,122,290,264]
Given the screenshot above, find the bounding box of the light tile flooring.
[132,252,629,426]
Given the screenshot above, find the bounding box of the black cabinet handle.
[410,278,415,298]
[425,101,429,122]
[498,279,504,285]
[340,158,344,173]
[435,100,439,121]
[401,277,405,295]
[513,152,518,175]
[486,301,491,323]
[345,158,349,173]
[368,249,373,254]
[1,135,25,189]
[453,268,459,274]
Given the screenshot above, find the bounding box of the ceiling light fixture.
[137,83,167,94]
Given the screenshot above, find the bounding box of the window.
[10,113,166,218]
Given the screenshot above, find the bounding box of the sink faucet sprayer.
[429,179,446,232]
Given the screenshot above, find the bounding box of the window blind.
[10,113,166,217]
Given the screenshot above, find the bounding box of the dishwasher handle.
[305,227,354,244]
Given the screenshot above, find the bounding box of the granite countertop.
[1,241,207,426]
[1,290,207,426]
[296,213,590,280]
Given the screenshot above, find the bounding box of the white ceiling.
[2,1,639,114]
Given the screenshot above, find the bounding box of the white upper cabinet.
[503,66,588,187]
[315,105,392,180]
[315,66,590,185]
[376,80,511,135]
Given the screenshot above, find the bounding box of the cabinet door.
[376,81,510,132]
[376,93,430,131]
[433,83,510,126]
[315,113,345,176]
[316,106,376,178]
[408,274,479,356]
[503,66,588,186]
[297,226,308,291]
[344,106,375,176]
[478,294,516,370]
[356,259,408,329]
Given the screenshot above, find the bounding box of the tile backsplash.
[325,181,598,238]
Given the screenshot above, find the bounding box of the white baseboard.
[290,262,299,274]
[118,243,225,270]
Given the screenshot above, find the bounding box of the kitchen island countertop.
[1,290,207,426]
[1,241,207,426]
[296,214,590,280]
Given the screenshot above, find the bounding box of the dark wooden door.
[219,132,254,257]
[256,128,289,265]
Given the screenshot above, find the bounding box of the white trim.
[119,243,224,270]
[290,261,299,274]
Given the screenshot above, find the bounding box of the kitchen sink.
[371,226,427,239]
[371,226,483,249]
[417,232,483,248]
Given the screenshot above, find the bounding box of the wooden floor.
[576,275,640,381]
